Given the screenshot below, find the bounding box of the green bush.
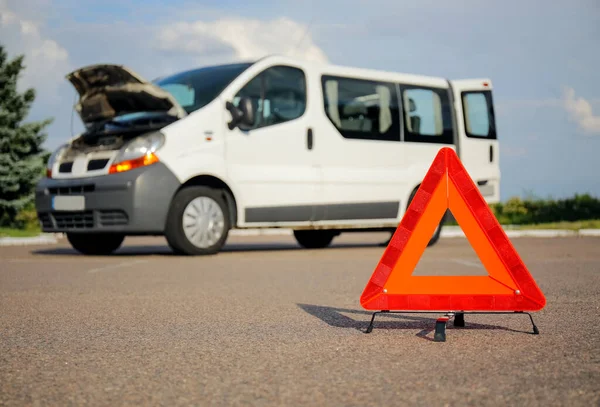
[445,194,600,225]
[489,194,600,225]
[493,197,528,224]
[13,203,41,230]
[0,45,52,227]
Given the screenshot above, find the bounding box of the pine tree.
[0,44,52,226]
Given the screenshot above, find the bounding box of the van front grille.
[38,213,53,228]
[52,211,95,229]
[99,210,128,226]
[39,210,130,230]
[48,184,95,195]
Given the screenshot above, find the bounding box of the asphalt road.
[1,233,599,406]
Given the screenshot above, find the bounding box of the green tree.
[0,44,52,227]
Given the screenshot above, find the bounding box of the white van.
[35,55,500,255]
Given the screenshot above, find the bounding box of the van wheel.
[427,217,444,246]
[67,233,125,255]
[293,230,336,249]
[380,191,445,247]
[408,188,445,247]
[165,186,230,255]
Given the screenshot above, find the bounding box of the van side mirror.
[226,97,255,130]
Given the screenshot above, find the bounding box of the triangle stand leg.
[453,312,465,327]
[434,317,449,342]
[365,310,389,334]
[526,312,540,335]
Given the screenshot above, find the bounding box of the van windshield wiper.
[104,119,134,128]
[86,118,133,135]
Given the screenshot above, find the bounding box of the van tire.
[427,218,443,247]
[67,233,125,255]
[165,186,230,255]
[293,230,336,249]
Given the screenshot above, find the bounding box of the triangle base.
[365,310,541,337]
[362,293,543,311]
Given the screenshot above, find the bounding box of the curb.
[440,227,579,238]
[579,229,600,237]
[1,228,599,246]
[441,226,600,238]
[231,227,600,239]
[0,233,62,246]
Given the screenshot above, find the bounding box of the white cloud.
[563,87,600,136]
[0,9,330,149]
[156,17,328,64]
[0,0,71,98]
[495,99,562,115]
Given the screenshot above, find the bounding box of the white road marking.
[6,258,110,264]
[449,258,483,268]
[87,259,148,273]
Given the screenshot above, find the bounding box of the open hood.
[66,64,187,125]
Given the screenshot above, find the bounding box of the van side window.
[461,91,497,139]
[321,75,400,142]
[401,86,453,144]
[234,65,306,130]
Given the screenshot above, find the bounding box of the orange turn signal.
[109,153,159,174]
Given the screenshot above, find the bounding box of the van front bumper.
[35,163,181,234]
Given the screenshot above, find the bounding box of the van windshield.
[155,62,253,114]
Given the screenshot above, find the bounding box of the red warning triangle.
[360,147,546,312]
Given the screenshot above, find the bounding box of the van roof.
[253,54,455,88]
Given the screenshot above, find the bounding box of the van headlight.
[46,144,68,178]
[109,132,165,174]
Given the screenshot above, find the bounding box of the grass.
[445,219,600,231]
[505,220,600,231]
[0,227,42,238]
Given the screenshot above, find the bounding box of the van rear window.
[461,91,497,139]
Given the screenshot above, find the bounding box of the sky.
[1,0,599,201]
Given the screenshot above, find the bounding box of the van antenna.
[70,90,76,138]
[291,7,316,57]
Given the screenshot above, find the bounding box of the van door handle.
[307,128,313,150]
[489,145,493,163]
